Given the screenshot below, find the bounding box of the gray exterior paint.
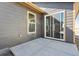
[0,2,43,49]
[0,2,74,49]
[35,2,74,43]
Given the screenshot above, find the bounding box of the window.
[27,11,36,34]
[75,13,79,35]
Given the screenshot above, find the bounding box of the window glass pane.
[46,16,51,37]
[60,12,64,31]
[60,12,64,39]
[75,13,79,35]
[60,33,63,39]
[54,13,61,38]
[29,13,35,22]
[54,13,60,21]
[29,23,35,32]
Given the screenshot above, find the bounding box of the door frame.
[44,10,65,41]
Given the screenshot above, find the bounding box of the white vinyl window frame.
[27,11,36,34]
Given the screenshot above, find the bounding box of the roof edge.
[18,2,46,14]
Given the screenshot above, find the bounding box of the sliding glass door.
[45,11,64,40]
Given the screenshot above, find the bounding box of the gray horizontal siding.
[0,2,42,49]
[66,10,73,43]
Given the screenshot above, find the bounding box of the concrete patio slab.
[10,38,79,56]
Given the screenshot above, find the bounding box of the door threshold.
[44,37,65,42]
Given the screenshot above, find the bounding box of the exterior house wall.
[74,3,79,35]
[74,2,79,18]
[35,2,74,43]
[0,2,43,49]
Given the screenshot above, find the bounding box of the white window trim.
[27,11,36,34]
